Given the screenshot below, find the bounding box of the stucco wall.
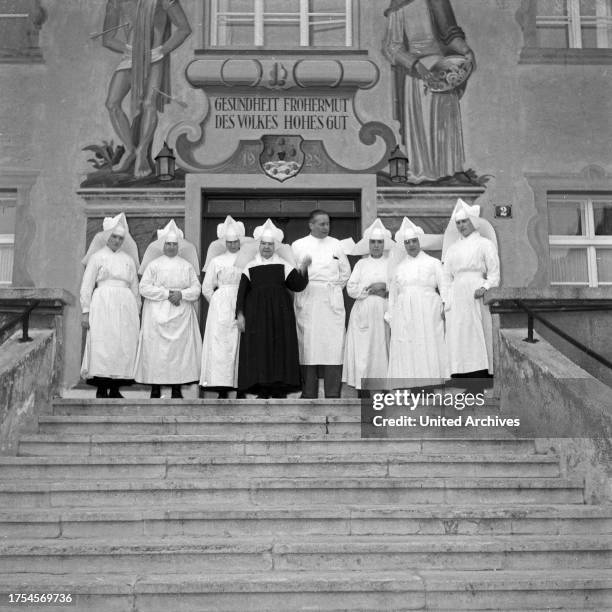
[0,330,55,455]
[2,0,611,386]
[498,329,612,503]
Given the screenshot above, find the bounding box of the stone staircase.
[0,398,611,611]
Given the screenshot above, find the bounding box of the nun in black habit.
[235,219,310,399]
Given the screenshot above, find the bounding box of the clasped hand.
[366,282,387,298]
[168,290,182,306]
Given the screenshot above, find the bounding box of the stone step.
[18,434,536,457]
[37,415,359,436]
[0,477,584,508]
[0,569,609,611]
[0,453,560,480]
[52,398,365,418]
[52,397,499,418]
[1,535,611,574]
[1,504,610,540]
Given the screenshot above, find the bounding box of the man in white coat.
[80,213,140,398]
[134,221,202,398]
[292,210,351,398]
[442,198,500,379]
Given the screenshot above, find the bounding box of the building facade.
[1,0,611,387]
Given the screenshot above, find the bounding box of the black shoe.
[218,390,229,399]
[95,386,108,398]
[236,391,246,399]
[108,388,124,399]
[150,385,161,399]
[171,386,183,399]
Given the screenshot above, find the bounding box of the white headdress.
[217,215,246,242]
[82,212,139,267]
[387,217,443,278]
[139,219,200,275]
[202,216,250,272]
[395,217,425,243]
[442,198,498,260]
[234,218,296,270]
[254,218,284,244]
[350,218,394,256]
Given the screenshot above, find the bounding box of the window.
[536,0,612,49]
[0,190,16,286]
[518,0,612,63]
[209,0,353,48]
[548,194,612,286]
[0,0,46,62]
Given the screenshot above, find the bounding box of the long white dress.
[291,235,351,365]
[80,246,140,379]
[134,255,202,384]
[200,251,242,388]
[442,232,500,374]
[342,256,390,389]
[387,251,449,381]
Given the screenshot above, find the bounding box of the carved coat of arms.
[259,135,304,182]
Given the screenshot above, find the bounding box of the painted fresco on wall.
[167,55,394,177]
[382,0,481,186]
[81,0,191,187]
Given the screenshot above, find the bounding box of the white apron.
[200,253,241,388]
[443,233,500,374]
[134,256,202,384]
[387,253,449,382]
[292,235,351,365]
[80,248,139,380]
[342,257,389,389]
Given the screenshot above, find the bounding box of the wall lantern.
[388,145,409,183]
[154,142,175,181]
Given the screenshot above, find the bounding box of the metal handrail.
[0,300,40,345]
[514,299,612,372]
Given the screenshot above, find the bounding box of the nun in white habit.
[442,198,500,376]
[200,216,247,398]
[386,217,449,383]
[80,213,140,398]
[134,220,202,398]
[342,219,393,394]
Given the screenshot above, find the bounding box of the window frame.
[0,233,14,286]
[547,194,612,287]
[518,0,612,64]
[205,0,358,50]
[0,0,46,63]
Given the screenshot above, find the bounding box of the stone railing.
[485,287,612,503]
[0,288,73,454]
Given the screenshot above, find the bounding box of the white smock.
[134,255,202,384]
[442,231,500,374]
[200,251,242,388]
[292,235,351,365]
[80,246,140,379]
[342,256,390,389]
[387,251,449,381]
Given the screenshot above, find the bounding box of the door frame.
[185,173,377,261]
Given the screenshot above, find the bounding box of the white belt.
[97,280,129,288]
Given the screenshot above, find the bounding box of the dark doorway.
[200,191,362,326]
